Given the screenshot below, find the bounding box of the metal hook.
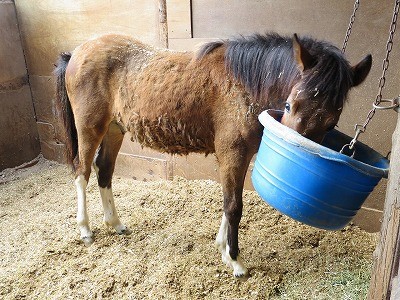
[340,143,356,158]
[340,124,363,157]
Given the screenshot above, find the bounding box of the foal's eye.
[285,102,291,113]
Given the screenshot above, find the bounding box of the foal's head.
[281,34,372,143]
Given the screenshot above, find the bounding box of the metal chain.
[373,0,400,109]
[342,0,360,53]
[344,0,400,152]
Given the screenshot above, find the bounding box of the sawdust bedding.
[0,157,377,299]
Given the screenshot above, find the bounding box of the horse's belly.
[128,115,215,155]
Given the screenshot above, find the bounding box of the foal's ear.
[351,54,372,87]
[292,33,315,72]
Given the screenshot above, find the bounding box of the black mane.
[197,33,353,109]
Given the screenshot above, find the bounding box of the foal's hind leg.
[75,127,108,246]
[93,122,131,236]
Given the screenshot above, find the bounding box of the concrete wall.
[0,0,40,170]
[8,0,400,231]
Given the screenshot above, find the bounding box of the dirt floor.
[0,156,377,299]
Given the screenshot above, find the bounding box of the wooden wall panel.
[191,0,351,41]
[0,1,40,170]
[115,153,172,182]
[166,0,192,39]
[14,0,161,76]
[0,1,27,83]
[0,87,40,170]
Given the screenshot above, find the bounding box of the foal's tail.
[54,52,78,171]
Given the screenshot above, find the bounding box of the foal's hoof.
[81,236,94,247]
[232,257,249,278]
[118,226,132,236]
[233,268,249,278]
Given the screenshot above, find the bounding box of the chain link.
[342,0,360,53]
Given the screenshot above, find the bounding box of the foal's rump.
[65,34,154,110]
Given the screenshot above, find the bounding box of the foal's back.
[65,34,248,156]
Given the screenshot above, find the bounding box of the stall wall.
[0,0,40,170]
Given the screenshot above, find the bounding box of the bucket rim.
[258,109,389,178]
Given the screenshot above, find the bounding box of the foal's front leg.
[216,150,251,277]
[216,212,247,277]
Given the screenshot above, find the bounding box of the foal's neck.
[224,37,300,110]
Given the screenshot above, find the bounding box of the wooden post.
[368,110,400,300]
[158,0,168,48]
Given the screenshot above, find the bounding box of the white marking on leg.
[75,175,93,244]
[216,214,228,264]
[216,213,248,277]
[94,161,131,235]
[226,245,248,277]
[99,187,130,235]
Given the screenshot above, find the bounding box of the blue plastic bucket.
[252,109,390,230]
